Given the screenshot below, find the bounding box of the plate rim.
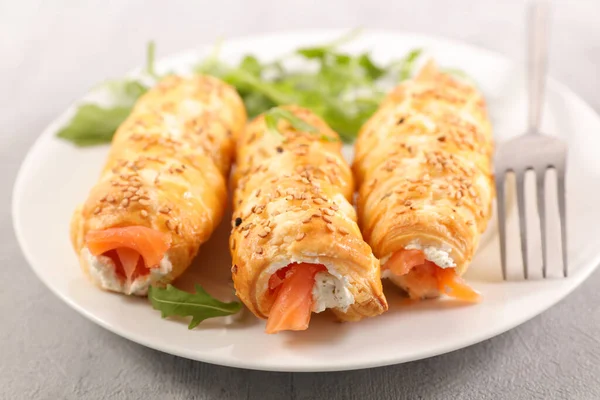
[12,29,600,372]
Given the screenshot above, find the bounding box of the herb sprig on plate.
[57,32,426,146]
[148,284,242,329]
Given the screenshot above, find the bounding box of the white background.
[2,0,600,399]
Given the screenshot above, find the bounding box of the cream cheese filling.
[82,247,172,296]
[262,261,355,313]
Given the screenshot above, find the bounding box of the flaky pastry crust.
[230,106,387,322]
[353,62,494,277]
[71,75,246,286]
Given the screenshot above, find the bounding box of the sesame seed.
[264,226,271,233]
[100,195,107,202]
[256,247,263,255]
[322,208,334,216]
[141,210,148,218]
[466,220,475,226]
[243,230,251,238]
[160,207,171,214]
[231,264,238,273]
[93,207,101,215]
[257,230,268,238]
[120,199,129,207]
[338,227,349,235]
[404,200,413,206]
[313,198,325,205]
[330,204,339,211]
[165,220,175,231]
[139,199,151,206]
[175,224,181,235]
[124,192,134,199]
[326,223,336,232]
[322,215,332,223]
[302,217,312,223]
[296,232,306,241]
[255,189,261,198]
[285,195,293,201]
[106,195,115,203]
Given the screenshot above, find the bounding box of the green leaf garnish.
[56,104,133,146]
[398,48,423,81]
[146,41,158,79]
[57,31,465,147]
[148,284,242,329]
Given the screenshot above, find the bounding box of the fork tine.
[536,168,548,278]
[557,170,568,277]
[495,171,508,280]
[516,170,529,279]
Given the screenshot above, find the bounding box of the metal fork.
[495,2,568,280]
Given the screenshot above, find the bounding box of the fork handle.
[527,2,551,133]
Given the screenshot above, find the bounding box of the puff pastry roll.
[353,62,493,301]
[230,106,387,333]
[70,75,247,295]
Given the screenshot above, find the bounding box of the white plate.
[12,30,600,372]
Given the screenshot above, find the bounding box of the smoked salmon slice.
[384,249,480,303]
[386,249,425,276]
[86,226,170,280]
[265,263,326,334]
[436,267,481,302]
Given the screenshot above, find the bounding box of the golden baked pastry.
[70,75,247,295]
[230,106,387,333]
[353,62,493,301]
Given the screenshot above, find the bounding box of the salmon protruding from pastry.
[265,263,327,334]
[70,75,247,295]
[384,249,480,302]
[353,61,493,301]
[230,106,387,333]
[86,226,170,281]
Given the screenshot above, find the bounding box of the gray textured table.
[2,1,600,399]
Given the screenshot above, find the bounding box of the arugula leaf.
[57,31,468,147]
[239,55,262,77]
[56,104,132,146]
[358,53,385,80]
[148,284,242,329]
[146,41,157,78]
[398,48,423,81]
